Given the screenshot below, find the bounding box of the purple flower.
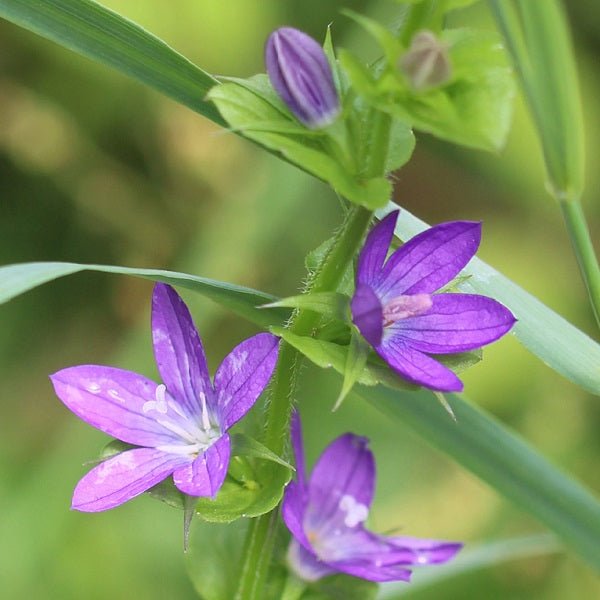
[351,210,516,392]
[282,413,461,582]
[266,27,340,129]
[50,283,279,512]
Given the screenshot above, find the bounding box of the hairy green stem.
[560,199,600,330]
[234,204,373,600]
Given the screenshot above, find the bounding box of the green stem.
[234,205,373,600]
[560,198,600,330]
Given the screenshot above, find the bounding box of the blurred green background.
[0,1,599,598]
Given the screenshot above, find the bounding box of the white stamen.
[142,384,168,414]
[199,392,211,432]
[156,419,198,444]
[339,494,369,528]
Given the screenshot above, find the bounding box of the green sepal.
[263,292,350,322]
[194,454,292,523]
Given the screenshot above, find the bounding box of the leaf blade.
[0,0,224,125]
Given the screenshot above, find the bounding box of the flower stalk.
[559,198,600,331]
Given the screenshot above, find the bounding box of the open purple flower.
[266,27,340,129]
[50,283,279,512]
[282,413,461,582]
[351,210,515,392]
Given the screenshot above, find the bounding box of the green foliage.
[490,0,584,199]
[303,574,378,599]
[0,0,223,124]
[340,15,515,151]
[194,458,292,524]
[207,77,393,209]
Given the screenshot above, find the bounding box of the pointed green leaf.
[334,329,370,410]
[263,292,349,322]
[230,433,293,470]
[0,0,223,125]
[0,261,288,329]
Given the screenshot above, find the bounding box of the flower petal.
[50,366,181,446]
[172,434,230,497]
[357,211,398,286]
[290,410,307,492]
[282,480,312,550]
[331,558,412,583]
[304,434,375,537]
[376,221,481,299]
[152,283,212,418]
[72,447,189,512]
[351,283,383,347]
[287,540,336,582]
[377,337,463,392]
[266,27,340,129]
[213,333,279,430]
[389,536,463,564]
[393,294,516,353]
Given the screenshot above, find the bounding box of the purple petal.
[304,434,375,537]
[266,27,340,129]
[357,211,398,286]
[393,294,516,353]
[389,536,463,564]
[50,366,182,447]
[331,558,412,583]
[287,539,336,582]
[152,283,212,418]
[71,447,189,512]
[173,434,230,497]
[351,283,383,347]
[377,337,463,392]
[290,410,307,492]
[376,221,481,300]
[282,480,312,550]
[213,333,279,431]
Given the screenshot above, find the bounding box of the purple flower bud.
[266,27,340,129]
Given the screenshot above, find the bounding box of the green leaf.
[334,329,370,410]
[263,292,349,322]
[0,261,288,329]
[273,327,417,393]
[0,0,223,125]
[194,460,292,524]
[230,433,294,470]
[490,0,584,199]
[207,79,392,210]
[378,203,600,395]
[392,28,515,150]
[359,383,600,572]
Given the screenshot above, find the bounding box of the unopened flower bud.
[399,30,452,91]
[265,27,340,129]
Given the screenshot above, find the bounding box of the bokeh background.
[1,1,599,598]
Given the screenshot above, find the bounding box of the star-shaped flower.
[50,283,279,512]
[350,210,515,392]
[282,413,462,582]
